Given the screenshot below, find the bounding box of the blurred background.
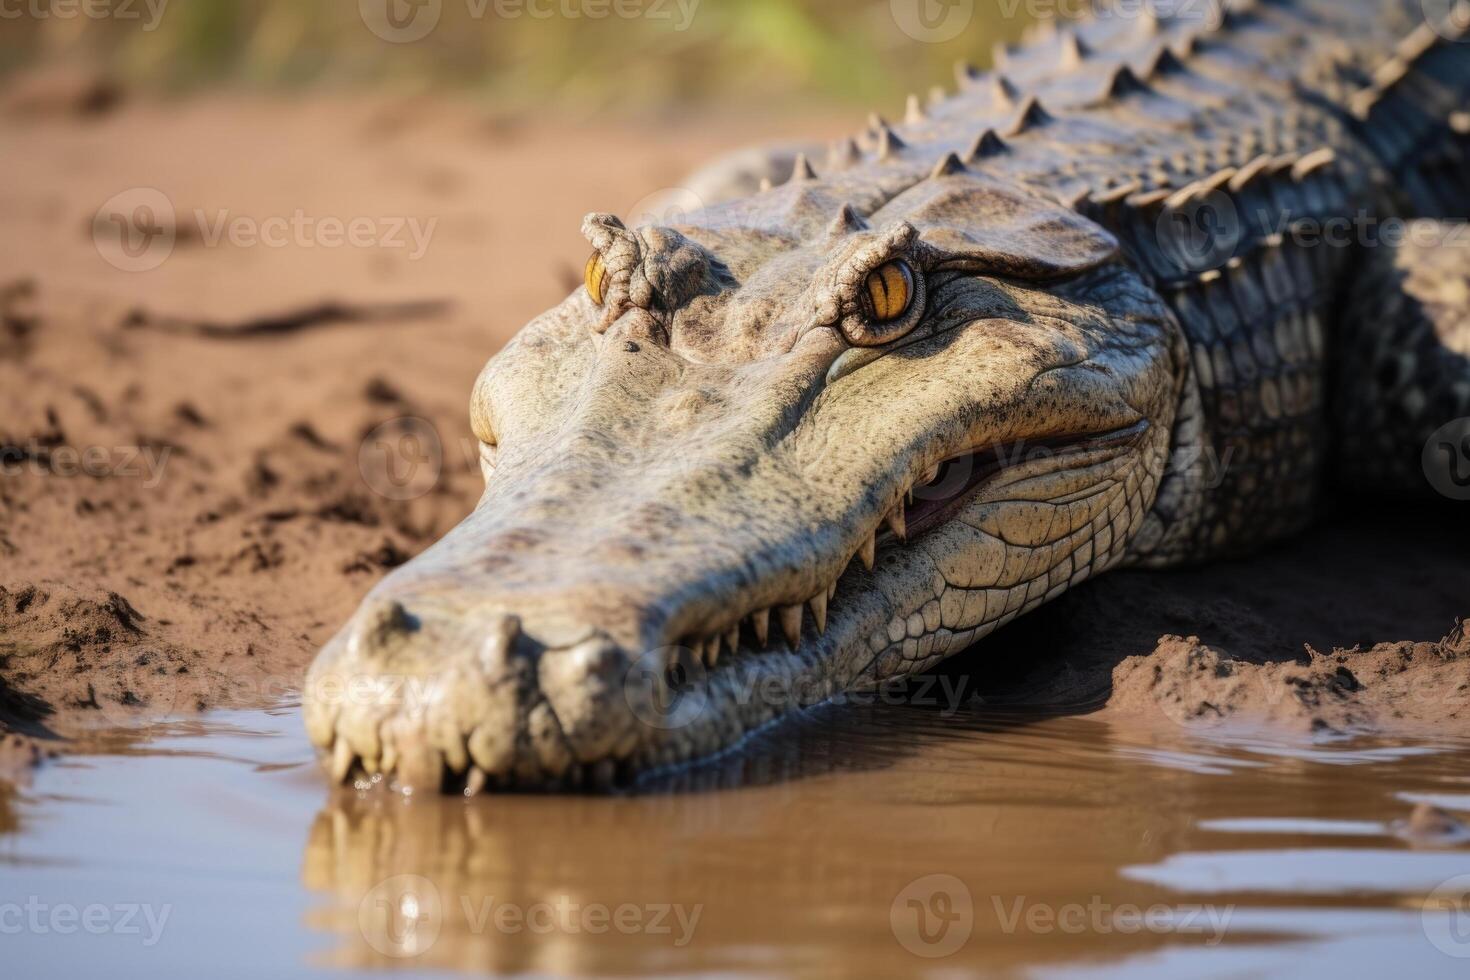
[0,0,1028,113]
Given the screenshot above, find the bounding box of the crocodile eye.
[863,260,914,323]
[585,252,609,306]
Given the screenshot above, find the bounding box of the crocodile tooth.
[859,533,876,571]
[1452,112,1470,135]
[827,581,837,602]
[751,607,770,647]
[330,738,355,783]
[381,737,399,776]
[304,698,337,748]
[725,624,740,657]
[809,590,828,635]
[779,604,803,646]
[758,177,773,193]
[708,634,722,668]
[886,507,907,541]
[464,765,487,797]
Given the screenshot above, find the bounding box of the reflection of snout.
[304,588,649,792]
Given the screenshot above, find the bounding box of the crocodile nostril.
[350,599,416,655]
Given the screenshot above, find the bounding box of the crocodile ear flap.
[884,176,1121,280]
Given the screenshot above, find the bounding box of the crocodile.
[304,0,1470,793]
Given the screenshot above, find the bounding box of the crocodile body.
[305,0,1470,792]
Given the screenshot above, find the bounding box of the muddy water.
[3,703,1470,979]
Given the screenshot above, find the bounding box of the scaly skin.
[305,0,1470,792]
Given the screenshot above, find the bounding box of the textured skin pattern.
[303,0,1470,791]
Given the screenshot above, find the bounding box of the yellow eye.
[864,260,914,323]
[585,252,609,306]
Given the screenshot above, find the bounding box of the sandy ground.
[0,83,1465,774]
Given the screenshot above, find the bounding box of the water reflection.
[298,702,1470,976]
[2,702,1468,977]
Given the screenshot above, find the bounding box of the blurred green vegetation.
[0,0,1032,112]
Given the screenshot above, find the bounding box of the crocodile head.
[304,167,1186,792]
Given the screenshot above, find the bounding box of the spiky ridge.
[707,0,1470,561]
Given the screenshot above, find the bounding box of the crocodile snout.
[304,590,648,793]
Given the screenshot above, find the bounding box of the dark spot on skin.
[624,341,640,353]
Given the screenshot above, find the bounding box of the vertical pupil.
[585,253,608,305]
[866,261,912,322]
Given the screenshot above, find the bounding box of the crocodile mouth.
[904,421,1151,539]
[310,416,1151,795]
[656,419,1151,691]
